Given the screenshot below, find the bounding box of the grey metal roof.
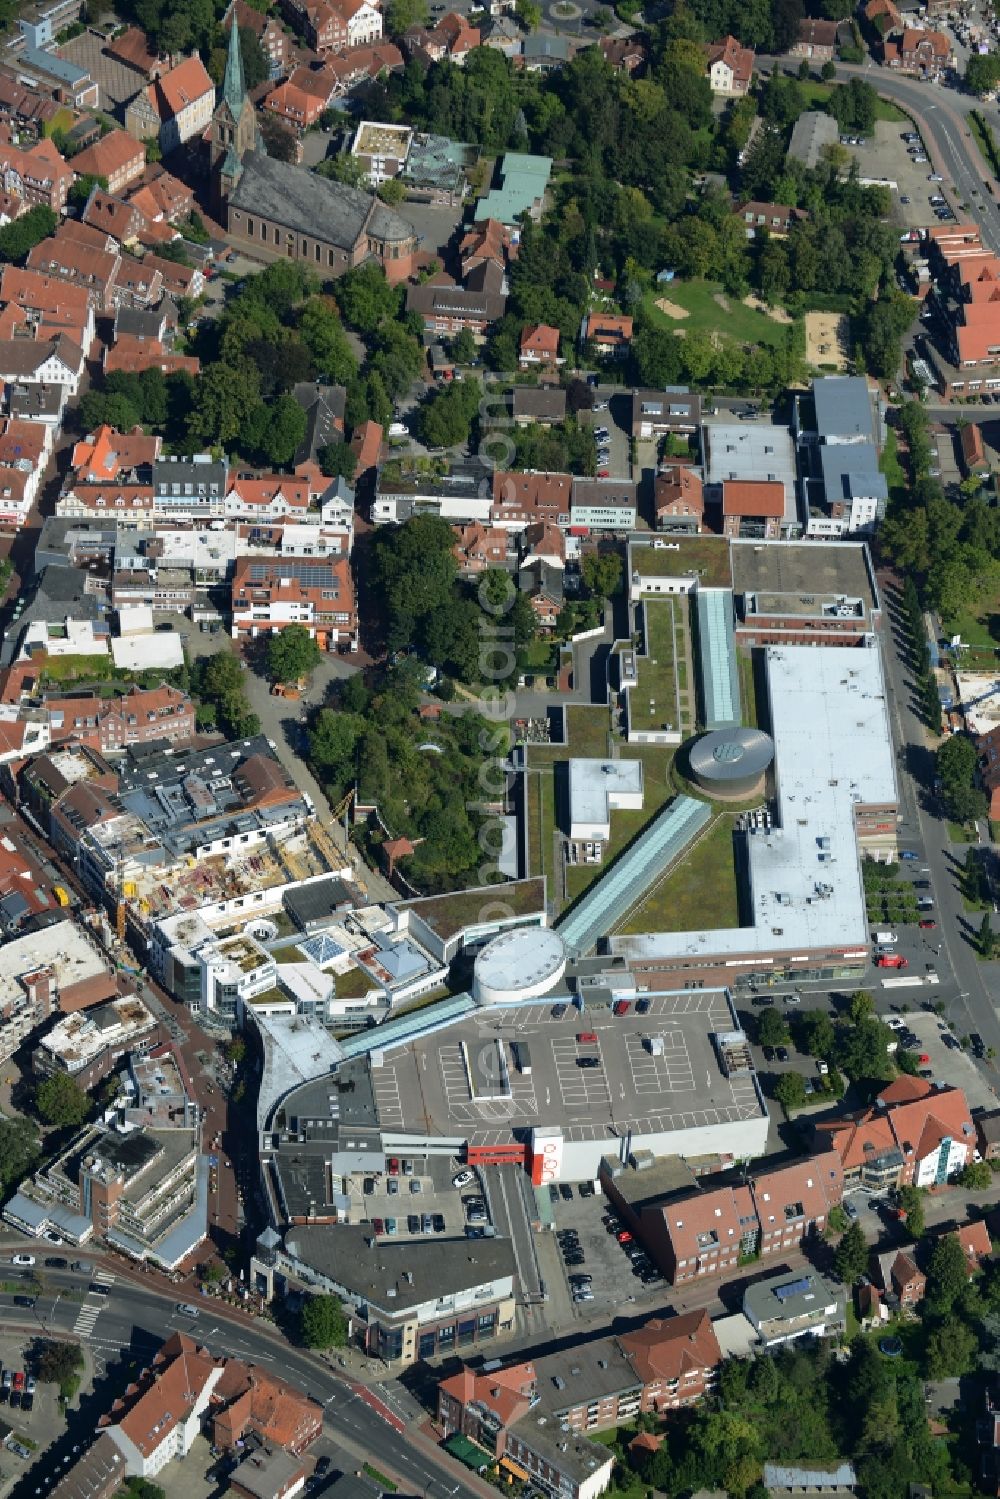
[689,727,774,784]
[787,110,838,170]
[764,1464,857,1490]
[695,588,741,729]
[229,152,416,250]
[818,442,888,503]
[812,376,876,441]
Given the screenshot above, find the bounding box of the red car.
[577,1031,598,1044]
[373,1218,385,1235]
[613,1000,631,1017]
[876,954,908,969]
[616,1230,633,1244]
[387,1158,399,1175]
[918,919,936,929]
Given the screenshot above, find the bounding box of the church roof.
[222,19,247,115]
[228,152,415,251]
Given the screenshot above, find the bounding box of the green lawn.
[796,80,905,123]
[879,426,906,510]
[642,281,789,348]
[528,705,613,766]
[633,599,680,735]
[942,600,1000,671]
[615,812,741,933]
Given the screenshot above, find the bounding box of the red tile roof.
[955,1219,992,1264]
[721,479,785,517]
[155,55,215,119]
[619,1309,722,1384]
[705,33,754,84]
[72,129,145,183]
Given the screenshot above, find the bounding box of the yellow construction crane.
[331,788,355,822]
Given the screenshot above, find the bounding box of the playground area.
[805,311,850,370]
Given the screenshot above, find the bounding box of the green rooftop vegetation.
[631,536,732,589]
[401,879,546,937]
[615,812,741,933]
[631,599,681,736]
[335,967,376,999]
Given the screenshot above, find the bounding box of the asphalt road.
[877,569,1000,1063]
[764,58,1000,253]
[0,1266,475,1499]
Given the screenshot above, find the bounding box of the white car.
[452,1169,475,1189]
[11,1254,34,1267]
[928,173,943,182]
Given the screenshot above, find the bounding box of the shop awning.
[444,1435,490,1472]
[500,1458,530,1481]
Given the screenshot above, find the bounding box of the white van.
[873,930,898,944]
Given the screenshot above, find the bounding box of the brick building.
[231,555,358,649]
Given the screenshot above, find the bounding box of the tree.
[927,1230,973,1312]
[256,392,308,467]
[300,1293,349,1348]
[385,0,428,33]
[836,1015,895,1084]
[416,378,480,449]
[315,152,370,189]
[69,173,106,209]
[266,624,322,684]
[35,1339,84,1388]
[827,1204,850,1233]
[773,1072,807,1111]
[821,59,837,80]
[966,52,1000,96]
[980,912,996,960]
[581,552,622,600]
[238,25,268,89]
[225,1036,246,1064]
[451,328,477,365]
[317,441,357,481]
[959,1158,992,1189]
[0,1116,40,1193]
[800,1010,835,1060]
[834,1220,868,1285]
[516,0,541,28]
[259,112,297,161]
[896,1184,925,1240]
[298,297,356,386]
[758,1008,790,1048]
[0,205,56,263]
[924,1317,977,1379]
[849,990,875,1024]
[335,262,401,333]
[189,361,261,447]
[35,1072,89,1128]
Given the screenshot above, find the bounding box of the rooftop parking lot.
[356,1156,491,1243]
[374,991,766,1148]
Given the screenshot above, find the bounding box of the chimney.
[22,966,54,1015]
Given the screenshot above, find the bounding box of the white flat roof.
[569,757,643,830]
[613,643,896,961]
[111,634,184,671]
[0,919,109,1000]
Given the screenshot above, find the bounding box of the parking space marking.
[551,1036,610,1110]
[625,1029,696,1095]
[371,1066,403,1130]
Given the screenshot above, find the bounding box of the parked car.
[11,1255,34,1267]
[612,999,631,1017]
[577,1031,598,1044]
[452,1170,475,1189]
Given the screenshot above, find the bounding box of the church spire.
[222,16,246,114]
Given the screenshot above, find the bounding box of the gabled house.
[518,322,560,370]
[953,1219,992,1272]
[72,130,145,195]
[873,1248,925,1307]
[655,464,705,532]
[584,312,633,358]
[704,34,753,95]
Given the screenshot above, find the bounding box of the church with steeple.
[209,21,261,215]
[207,21,418,284]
